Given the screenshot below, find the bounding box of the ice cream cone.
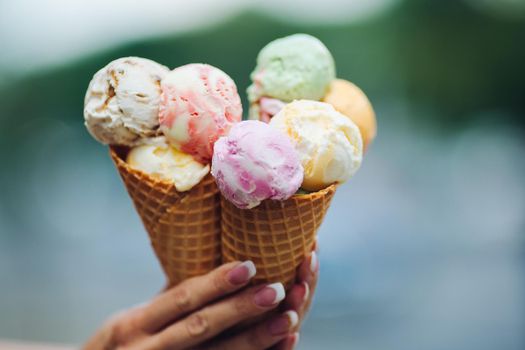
[110,146,221,287]
[221,185,337,290]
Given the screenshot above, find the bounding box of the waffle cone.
[109,146,221,287]
[221,185,336,290]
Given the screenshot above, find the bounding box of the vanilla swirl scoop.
[84,57,169,146]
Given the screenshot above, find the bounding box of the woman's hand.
[84,241,320,350]
[84,261,298,349]
[275,241,320,350]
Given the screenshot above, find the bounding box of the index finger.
[140,261,256,332]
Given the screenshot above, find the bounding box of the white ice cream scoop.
[84,57,169,146]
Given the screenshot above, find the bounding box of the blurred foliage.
[0,0,524,147]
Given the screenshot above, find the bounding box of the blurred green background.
[0,0,524,349]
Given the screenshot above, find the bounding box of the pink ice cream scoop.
[159,64,242,163]
[211,120,304,209]
[258,97,287,123]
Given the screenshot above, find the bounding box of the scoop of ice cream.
[127,137,210,192]
[247,34,335,105]
[211,120,303,209]
[248,97,287,123]
[270,100,363,191]
[159,64,242,163]
[84,57,169,146]
[323,79,376,150]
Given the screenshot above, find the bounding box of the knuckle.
[232,296,251,315]
[211,271,229,294]
[108,310,150,347]
[108,317,130,347]
[128,307,146,330]
[185,312,210,338]
[171,285,192,313]
[143,335,168,350]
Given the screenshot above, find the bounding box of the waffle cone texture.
[221,185,336,290]
[110,146,221,286]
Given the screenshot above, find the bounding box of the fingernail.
[291,332,300,348]
[268,311,299,336]
[301,282,310,304]
[310,251,319,273]
[254,282,285,307]
[312,238,318,252]
[227,261,256,285]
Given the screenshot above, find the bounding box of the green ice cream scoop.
[247,34,336,103]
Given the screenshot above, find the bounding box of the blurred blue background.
[0,0,524,349]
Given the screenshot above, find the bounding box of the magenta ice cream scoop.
[211,120,303,209]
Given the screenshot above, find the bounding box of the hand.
[274,239,320,350]
[83,261,298,350]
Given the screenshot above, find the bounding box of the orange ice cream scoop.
[323,79,376,150]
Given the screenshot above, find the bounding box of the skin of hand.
[83,244,319,350]
[274,239,319,350]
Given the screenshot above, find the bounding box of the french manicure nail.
[291,332,300,348]
[268,311,299,336]
[254,282,285,307]
[302,281,310,303]
[227,261,256,285]
[310,251,318,273]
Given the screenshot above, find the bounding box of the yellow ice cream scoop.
[127,138,210,192]
[270,100,363,191]
[322,79,376,151]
